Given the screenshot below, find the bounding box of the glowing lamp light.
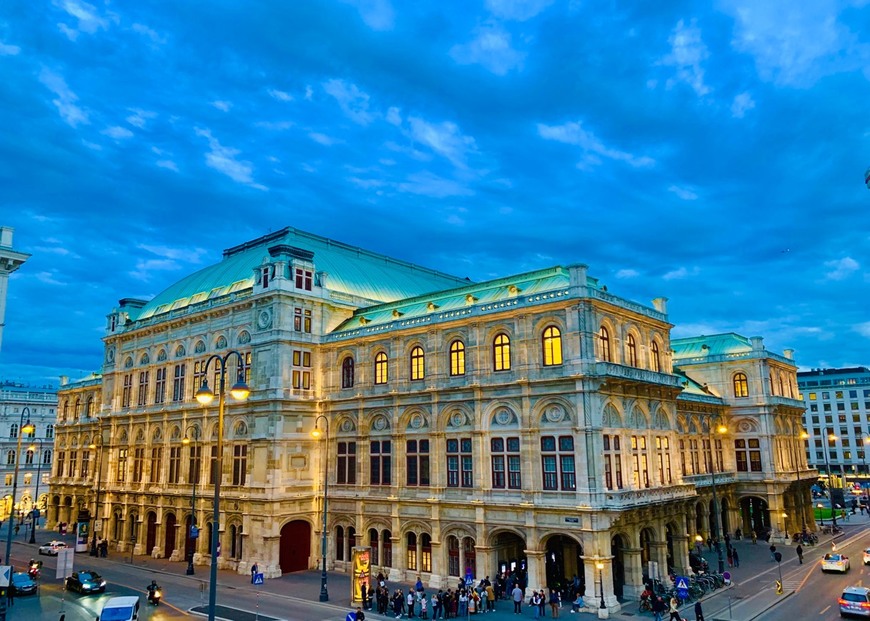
[229,380,250,401]
[195,381,215,405]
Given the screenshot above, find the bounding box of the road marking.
[820,605,831,614]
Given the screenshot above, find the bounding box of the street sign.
[774,552,782,563]
[252,572,264,585]
[56,547,75,579]
[0,566,10,587]
[190,526,199,539]
[346,613,357,621]
[675,576,689,600]
[95,519,103,532]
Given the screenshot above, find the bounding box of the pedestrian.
[751,529,757,544]
[486,582,496,611]
[251,562,259,583]
[549,588,560,618]
[726,548,733,567]
[532,591,542,619]
[769,543,777,561]
[735,527,742,540]
[796,544,803,564]
[732,547,739,567]
[694,600,704,621]
[355,607,366,621]
[706,536,712,551]
[652,596,665,621]
[512,583,523,614]
[417,576,425,592]
[668,596,681,621]
[420,592,428,619]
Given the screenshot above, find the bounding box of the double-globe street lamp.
[311,416,330,602]
[5,407,35,565]
[705,420,728,573]
[27,437,45,544]
[194,351,250,621]
[182,424,201,576]
[89,430,105,556]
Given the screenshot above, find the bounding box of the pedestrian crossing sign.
[675,577,688,590]
[252,572,264,585]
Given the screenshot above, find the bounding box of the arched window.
[62,401,69,422]
[733,373,749,398]
[410,346,425,381]
[369,528,379,566]
[336,526,345,561]
[85,397,94,418]
[25,450,34,465]
[46,425,54,439]
[341,357,355,389]
[493,334,511,371]
[651,341,661,372]
[599,326,611,362]
[421,533,432,572]
[406,532,418,571]
[6,450,15,465]
[778,374,785,396]
[449,340,466,376]
[626,334,638,367]
[542,326,563,366]
[9,424,17,439]
[43,449,52,465]
[382,529,393,567]
[347,526,356,555]
[74,399,81,420]
[374,352,388,385]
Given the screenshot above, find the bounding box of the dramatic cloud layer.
[1,0,870,384]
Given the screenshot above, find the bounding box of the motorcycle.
[147,587,162,606]
[28,561,41,580]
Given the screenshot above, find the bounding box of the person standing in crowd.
[732,547,740,567]
[512,583,523,614]
[796,544,804,564]
[694,600,704,621]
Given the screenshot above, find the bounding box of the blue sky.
[1,0,870,386]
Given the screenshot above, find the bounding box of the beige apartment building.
[48,228,815,613]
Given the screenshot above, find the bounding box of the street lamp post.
[822,428,838,527]
[595,560,606,618]
[781,512,789,540]
[194,351,250,621]
[311,415,330,602]
[28,438,44,544]
[706,421,728,573]
[5,407,34,565]
[89,431,104,556]
[182,425,201,576]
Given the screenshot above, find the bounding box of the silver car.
[840,586,870,617]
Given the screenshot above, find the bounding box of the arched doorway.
[164,512,177,559]
[279,520,311,573]
[493,531,527,588]
[611,534,627,598]
[694,502,704,537]
[665,523,676,572]
[544,535,583,597]
[740,497,770,538]
[146,512,157,554]
[720,498,731,534]
[639,527,655,572]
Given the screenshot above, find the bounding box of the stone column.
[620,548,644,600]
[650,541,669,576]
[670,535,691,575]
[429,541,444,589]
[582,556,621,617]
[525,549,545,594]
[388,535,404,581]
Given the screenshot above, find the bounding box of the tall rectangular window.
[295,268,313,290]
[735,439,748,471]
[337,442,357,485]
[210,446,219,484]
[116,448,128,483]
[172,364,186,402]
[491,437,522,489]
[68,450,78,478]
[56,451,65,478]
[541,436,576,490]
[370,440,392,485]
[188,445,202,485]
[603,435,623,490]
[80,450,90,478]
[232,444,247,485]
[447,438,473,488]
[631,436,649,488]
[656,436,672,485]
[150,447,163,484]
[132,448,145,483]
[137,371,149,406]
[193,360,206,394]
[748,439,762,471]
[292,350,312,390]
[169,447,182,484]
[155,367,166,404]
[406,439,430,486]
[121,374,133,408]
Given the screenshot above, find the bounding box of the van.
[96,595,141,621]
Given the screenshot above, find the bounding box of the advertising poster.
[351,546,372,603]
[75,521,89,552]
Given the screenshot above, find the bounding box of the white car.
[38,540,67,556]
[863,548,870,565]
[822,552,850,573]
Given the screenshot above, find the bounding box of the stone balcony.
[597,483,697,508]
[682,472,739,488]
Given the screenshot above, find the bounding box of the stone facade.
[47,229,816,613]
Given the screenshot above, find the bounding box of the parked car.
[37,540,67,556]
[839,585,870,617]
[65,570,107,594]
[10,572,37,595]
[822,553,850,573]
[863,548,870,566]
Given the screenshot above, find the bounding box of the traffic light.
[775,580,783,595]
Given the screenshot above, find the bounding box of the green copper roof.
[671,333,753,360]
[136,228,471,320]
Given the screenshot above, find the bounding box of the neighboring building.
[0,226,30,352]
[797,366,870,474]
[0,381,56,523]
[48,228,814,613]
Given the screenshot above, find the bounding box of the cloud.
[53,0,111,36]
[101,126,134,139]
[0,41,21,56]
[127,259,183,282]
[33,245,81,259]
[305,85,313,100]
[856,322,870,338]
[450,22,525,75]
[126,108,156,128]
[194,128,266,190]
[615,269,639,279]
[131,23,165,45]
[268,88,293,102]
[38,68,89,127]
[342,0,395,31]
[731,92,755,118]
[485,0,554,21]
[824,257,859,280]
[323,79,375,125]
[537,121,655,168]
[659,19,710,96]
[407,117,477,168]
[386,107,402,126]
[668,184,698,200]
[211,100,232,112]
[138,243,208,263]
[663,266,700,280]
[309,132,342,146]
[156,160,178,172]
[398,172,475,198]
[35,271,66,286]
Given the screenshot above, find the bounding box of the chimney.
[0,227,12,248]
[783,348,794,360]
[568,264,589,287]
[59,375,69,386]
[750,336,764,351]
[652,297,668,313]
